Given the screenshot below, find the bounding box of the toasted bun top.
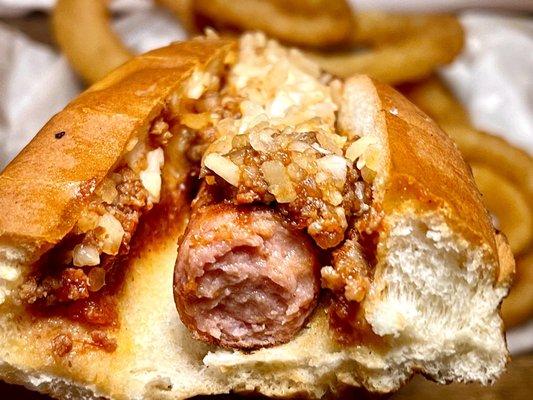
[0,38,235,253]
[341,76,512,285]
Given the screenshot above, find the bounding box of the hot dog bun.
[0,35,512,399]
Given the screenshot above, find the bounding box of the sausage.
[174,186,320,349]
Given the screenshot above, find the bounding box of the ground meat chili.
[18,165,150,311]
[16,62,225,331]
[19,33,384,349]
[21,227,131,327]
[18,119,171,328]
[193,34,385,346]
[16,66,225,332]
[323,222,382,346]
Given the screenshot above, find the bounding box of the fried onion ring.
[399,75,469,126]
[471,164,532,255]
[402,77,533,256]
[54,0,463,87]
[156,0,195,33]
[191,0,355,48]
[308,14,464,84]
[53,0,132,84]
[402,77,533,200]
[442,123,533,201]
[501,252,533,328]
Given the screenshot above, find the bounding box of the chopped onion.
[345,136,378,163]
[261,160,297,203]
[288,140,310,153]
[316,155,347,186]
[73,244,100,267]
[77,211,100,233]
[0,264,20,281]
[316,131,345,155]
[204,153,240,187]
[311,142,330,155]
[240,100,265,117]
[181,112,211,130]
[327,190,343,206]
[124,141,147,172]
[99,178,118,204]
[140,148,165,203]
[363,147,380,172]
[98,213,125,255]
[361,166,377,183]
[216,118,236,137]
[186,70,214,99]
[249,129,275,152]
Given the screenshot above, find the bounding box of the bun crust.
[339,75,511,283]
[0,38,235,250]
[0,40,511,399]
[372,78,509,283]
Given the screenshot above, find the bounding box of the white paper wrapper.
[443,12,533,155]
[0,22,80,165]
[0,2,531,353]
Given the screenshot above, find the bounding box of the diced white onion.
[140,148,165,203]
[76,211,100,233]
[73,244,100,267]
[124,141,147,172]
[345,136,378,163]
[186,70,215,99]
[88,267,106,292]
[316,155,347,184]
[204,153,240,187]
[249,129,275,152]
[0,264,20,281]
[99,178,118,204]
[98,213,125,255]
[261,160,297,203]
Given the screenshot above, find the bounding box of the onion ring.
[350,12,460,47]
[402,77,533,257]
[402,77,533,200]
[52,0,132,84]
[501,252,533,328]
[54,1,463,87]
[191,0,355,48]
[399,76,469,126]
[442,123,533,201]
[308,15,464,83]
[156,0,196,33]
[471,164,532,255]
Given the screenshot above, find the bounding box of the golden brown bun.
[370,79,511,284]
[0,37,235,262]
[0,41,511,399]
[198,76,512,395]
[0,196,196,400]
